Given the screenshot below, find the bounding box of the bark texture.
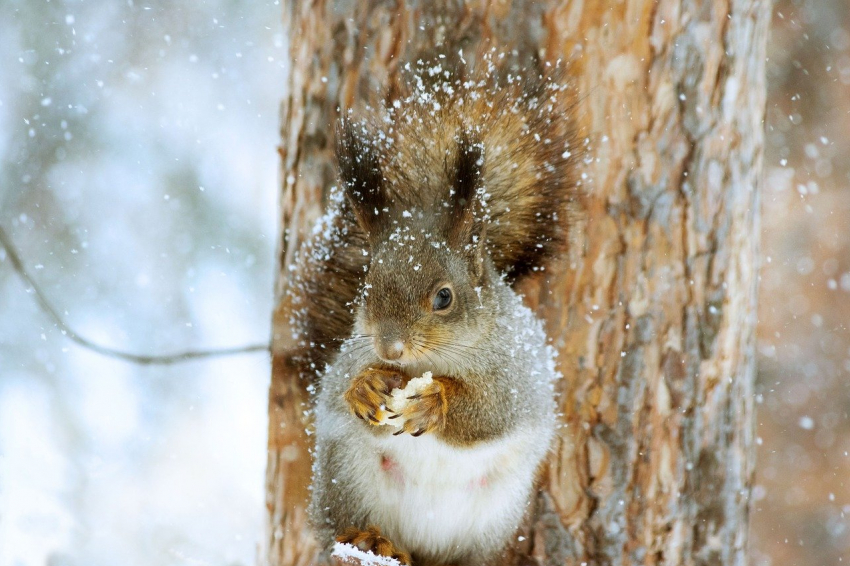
[265,1,769,565]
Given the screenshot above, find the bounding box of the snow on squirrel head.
[337,118,495,369]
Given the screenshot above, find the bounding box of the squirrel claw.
[394,378,448,437]
[345,368,404,427]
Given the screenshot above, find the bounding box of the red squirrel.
[309,65,581,566]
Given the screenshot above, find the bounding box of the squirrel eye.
[433,287,453,311]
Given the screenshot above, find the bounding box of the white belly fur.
[362,425,542,561]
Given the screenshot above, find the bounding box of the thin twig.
[0,224,271,365]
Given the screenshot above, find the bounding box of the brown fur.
[281,204,368,382]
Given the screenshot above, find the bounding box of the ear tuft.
[446,132,484,250]
[336,118,386,235]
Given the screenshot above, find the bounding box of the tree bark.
[265,1,769,565]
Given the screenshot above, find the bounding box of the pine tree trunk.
[265,1,769,565]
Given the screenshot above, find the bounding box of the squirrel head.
[337,119,495,367]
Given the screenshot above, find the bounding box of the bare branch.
[0,224,271,365]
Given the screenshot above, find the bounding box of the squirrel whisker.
[411,338,466,371]
[434,344,491,360]
[419,335,492,354]
[340,340,371,352]
[410,340,442,369]
[338,341,376,364]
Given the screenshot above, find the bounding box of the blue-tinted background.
[0,2,283,564]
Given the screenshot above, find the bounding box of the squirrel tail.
[473,71,585,280]
[343,63,585,280]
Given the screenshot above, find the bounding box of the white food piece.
[375,371,433,427]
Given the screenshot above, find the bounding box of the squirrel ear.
[336,118,386,235]
[446,133,485,252]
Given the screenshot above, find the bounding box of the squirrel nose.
[377,339,405,361]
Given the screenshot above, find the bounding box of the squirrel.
[308,66,581,566]
[282,64,582,382]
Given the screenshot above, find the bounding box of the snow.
[0,2,847,566]
[331,542,403,566]
[798,416,815,430]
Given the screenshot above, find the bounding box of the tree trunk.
[265,1,769,565]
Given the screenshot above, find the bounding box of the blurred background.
[0,1,846,565]
[753,1,850,564]
[0,1,283,565]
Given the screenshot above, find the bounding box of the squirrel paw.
[336,525,411,565]
[393,377,447,437]
[345,368,404,424]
